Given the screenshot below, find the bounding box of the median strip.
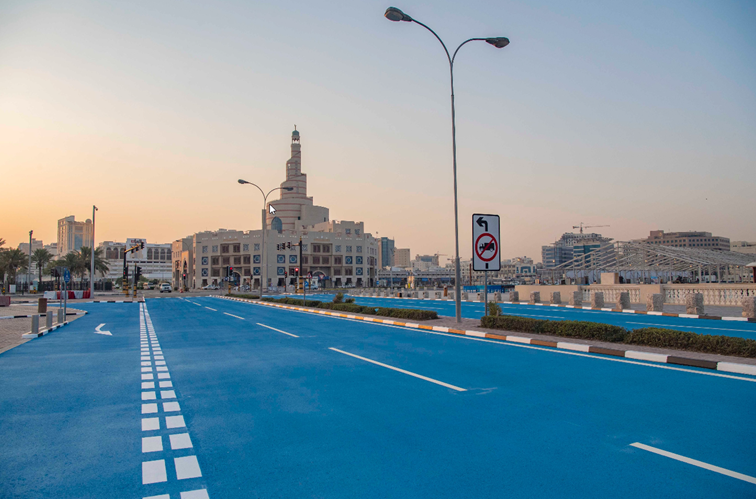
[329,347,466,391]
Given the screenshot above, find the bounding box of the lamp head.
[284,187,294,191]
[238,179,249,184]
[385,7,412,22]
[485,37,510,48]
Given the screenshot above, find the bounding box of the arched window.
[147,248,153,260]
[271,217,283,233]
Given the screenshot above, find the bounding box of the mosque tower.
[266,127,329,232]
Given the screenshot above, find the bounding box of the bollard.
[38,297,48,314]
[550,292,561,305]
[647,293,664,312]
[742,297,756,319]
[494,292,502,302]
[31,315,40,335]
[510,291,520,302]
[570,291,582,307]
[591,292,605,308]
[46,312,53,330]
[617,292,630,310]
[685,293,704,315]
[479,292,486,302]
[529,292,540,305]
[58,309,64,324]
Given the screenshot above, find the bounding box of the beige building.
[18,238,45,255]
[394,248,411,268]
[635,230,730,250]
[731,241,756,255]
[99,239,173,280]
[174,128,379,289]
[57,215,93,256]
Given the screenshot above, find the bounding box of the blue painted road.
[1,296,755,498]
[288,293,756,340]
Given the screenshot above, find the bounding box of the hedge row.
[228,293,260,300]
[260,297,437,321]
[480,315,756,358]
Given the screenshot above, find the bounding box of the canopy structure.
[548,241,754,284]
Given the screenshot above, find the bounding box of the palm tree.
[0,249,28,284]
[79,246,110,285]
[62,252,86,285]
[32,248,54,283]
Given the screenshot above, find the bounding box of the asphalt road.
[1,296,755,498]
[288,293,756,340]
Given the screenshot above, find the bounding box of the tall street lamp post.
[91,205,98,298]
[238,180,293,294]
[28,230,33,293]
[384,6,509,323]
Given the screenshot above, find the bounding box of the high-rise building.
[57,216,93,256]
[266,128,330,232]
[635,230,730,250]
[394,248,411,268]
[542,232,611,268]
[380,237,395,268]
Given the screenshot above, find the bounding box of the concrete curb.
[1,312,86,320]
[216,296,756,377]
[21,311,88,339]
[335,293,756,322]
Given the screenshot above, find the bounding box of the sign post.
[63,268,71,316]
[472,214,501,309]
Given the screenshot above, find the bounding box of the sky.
[1,0,755,264]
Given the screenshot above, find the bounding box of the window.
[243,268,251,276]
[345,256,353,265]
[345,229,351,235]
[221,245,229,253]
[334,267,342,276]
[346,246,352,253]
[313,256,321,264]
[253,255,261,264]
[243,255,251,264]
[222,257,230,265]
[289,255,298,264]
[322,256,330,265]
[254,243,260,251]
[345,267,353,275]
[355,229,360,235]
[233,244,241,253]
[201,257,209,266]
[211,256,220,266]
[303,256,309,264]
[334,256,342,265]
[234,256,241,265]
[322,245,331,253]
[212,245,218,253]
[313,244,321,253]
[335,245,341,252]
[356,256,363,265]
[303,244,308,251]
[212,268,220,277]
[243,244,249,251]
[357,246,362,253]
[277,254,285,264]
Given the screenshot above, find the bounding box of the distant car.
[159,283,172,293]
[202,284,219,290]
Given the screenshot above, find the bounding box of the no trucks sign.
[472,214,501,272]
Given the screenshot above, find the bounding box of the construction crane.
[573,223,609,234]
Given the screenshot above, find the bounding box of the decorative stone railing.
[662,285,756,306]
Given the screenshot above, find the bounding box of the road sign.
[472,214,501,271]
[63,269,71,283]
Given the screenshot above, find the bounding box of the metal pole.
[484,269,488,312]
[90,206,97,298]
[261,200,267,296]
[28,230,33,293]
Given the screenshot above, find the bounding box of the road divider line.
[224,312,245,320]
[329,347,466,392]
[256,323,299,337]
[205,307,217,311]
[630,442,756,485]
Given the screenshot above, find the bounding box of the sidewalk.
[0,307,85,355]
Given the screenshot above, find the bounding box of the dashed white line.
[329,347,466,392]
[256,323,299,338]
[142,459,167,484]
[224,312,245,320]
[205,307,217,311]
[631,442,756,484]
[175,455,202,479]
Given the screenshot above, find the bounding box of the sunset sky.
[2,0,754,263]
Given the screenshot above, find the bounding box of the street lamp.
[28,230,33,293]
[238,179,293,294]
[91,205,98,298]
[384,6,509,323]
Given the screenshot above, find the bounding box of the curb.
[334,293,756,323]
[1,312,86,320]
[21,312,88,339]
[216,296,756,377]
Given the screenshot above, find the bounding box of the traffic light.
[287,242,291,250]
[284,271,288,279]
[123,266,128,280]
[294,267,299,276]
[135,266,142,282]
[140,241,145,250]
[229,266,233,276]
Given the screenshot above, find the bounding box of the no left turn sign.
[472,214,501,271]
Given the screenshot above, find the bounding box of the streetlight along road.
[384,6,509,323]
[238,179,293,294]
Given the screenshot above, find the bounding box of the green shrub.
[344,297,355,304]
[375,308,438,320]
[230,293,260,300]
[625,328,756,358]
[487,301,502,317]
[333,292,344,304]
[539,320,627,343]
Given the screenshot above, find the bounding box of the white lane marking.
[630,442,756,485]
[142,459,167,484]
[142,403,158,414]
[224,312,245,320]
[329,347,466,392]
[94,323,112,335]
[163,401,181,412]
[205,307,217,311]
[234,297,756,383]
[142,382,155,389]
[626,322,754,333]
[142,392,156,400]
[170,433,193,450]
[180,490,210,499]
[175,455,202,479]
[142,436,163,453]
[256,323,299,338]
[166,415,186,429]
[160,390,176,399]
[159,381,173,388]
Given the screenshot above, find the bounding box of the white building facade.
[99,239,173,281]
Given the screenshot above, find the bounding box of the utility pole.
[28,230,33,293]
[90,206,97,298]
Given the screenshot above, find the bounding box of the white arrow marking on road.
[94,323,112,336]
